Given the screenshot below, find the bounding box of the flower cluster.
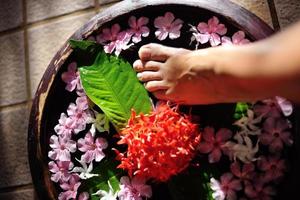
[96,12,183,56]
[48,63,112,200]
[205,96,293,200]
[47,12,295,200]
[96,15,250,56]
[116,103,201,182]
[189,16,250,48]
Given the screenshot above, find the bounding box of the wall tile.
[0,188,35,200]
[28,12,94,97]
[0,0,23,32]
[0,31,27,107]
[27,0,94,23]
[0,105,31,188]
[274,0,300,28]
[230,0,273,28]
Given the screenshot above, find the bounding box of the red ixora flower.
[116,104,201,182]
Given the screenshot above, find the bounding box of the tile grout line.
[267,0,281,31]
[0,7,95,38]
[0,26,23,38]
[22,0,32,103]
[0,101,29,111]
[95,0,100,11]
[0,183,34,194]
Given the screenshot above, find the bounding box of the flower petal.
[209,33,221,46]
[194,33,210,44]
[203,127,215,141]
[128,16,137,28]
[216,128,232,142]
[197,22,209,33]
[164,12,175,25]
[232,31,245,44]
[209,148,222,163]
[155,29,169,41]
[198,142,214,153]
[221,36,232,46]
[137,17,149,26]
[216,24,227,35]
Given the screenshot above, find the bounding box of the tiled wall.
[0,0,299,199]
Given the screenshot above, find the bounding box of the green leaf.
[69,39,99,51]
[79,50,152,130]
[79,158,124,195]
[234,102,250,120]
[69,40,103,67]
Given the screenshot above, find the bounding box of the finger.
[144,81,169,92]
[133,60,160,72]
[137,71,162,82]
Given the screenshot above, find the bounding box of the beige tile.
[230,0,273,28]
[0,105,31,188]
[27,0,94,23]
[28,12,95,97]
[0,188,35,200]
[0,32,28,107]
[0,0,23,32]
[274,0,300,28]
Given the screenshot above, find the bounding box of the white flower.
[234,109,262,137]
[93,181,118,200]
[210,178,225,200]
[224,136,259,163]
[94,111,110,133]
[71,158,98,179]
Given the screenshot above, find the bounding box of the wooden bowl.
[28,0,299,199]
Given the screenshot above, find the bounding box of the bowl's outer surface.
[28,1,299,200]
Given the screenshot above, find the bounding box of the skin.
[133,21,300,105]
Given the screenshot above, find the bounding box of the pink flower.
[219,173,242,200]
[260,117,293,152]
[154,12,183,40]
[198,127,232,163]
[76,80,85,97]
[78,192,89,200]
[96,24,132,56]
[48,161,74,182]
[221,31,250,46]
[118,176,152,200]
[193,16,227,46]
[59,174,81,200]
[257,156,286,182]
[253,97,293,118]
[128,16,150,43]
[48,135,76,161]
[67,96,92,134]
[75,96,89,111]
[230,162,255,181]
[77,132,108,163]
[244,181,276,200]
[275,96,293,117]
[61,62,81,92]
[54,113,75,138]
